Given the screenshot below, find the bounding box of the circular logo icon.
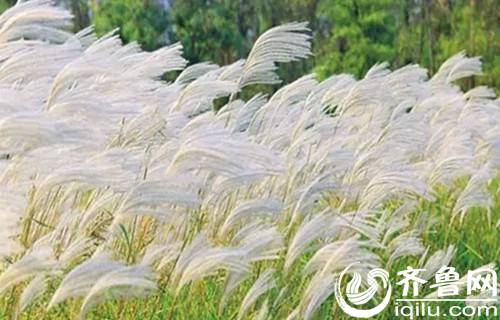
[335,264,392,318]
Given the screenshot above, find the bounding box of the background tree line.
[1,0,498,91]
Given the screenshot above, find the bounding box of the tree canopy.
[0,0,497,90]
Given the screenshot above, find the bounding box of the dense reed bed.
[0,1,498,319]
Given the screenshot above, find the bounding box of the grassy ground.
[1,180,498,320]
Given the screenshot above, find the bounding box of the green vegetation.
[1,1,496,89]
[91,0,168,51]
[0,0,13,14]
[314,0,397,79]
[1,182,498,319]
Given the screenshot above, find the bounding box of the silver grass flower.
[237,268,276,320]
[0,0,72,43]
[0,1,497,318]
[284,212,338,272]
[48,254,125,308]
[238,22,311,88]
[420,245,456,281]
[0,247,57,293]
[170,233,248,295]
[18,275,48,311]
[79,265,157,319]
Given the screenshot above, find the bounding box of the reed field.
[0,1,498,319]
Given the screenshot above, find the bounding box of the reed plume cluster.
[0,1,498,319]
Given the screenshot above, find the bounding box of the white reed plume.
[0,1,497,318]
[237,268,276,320]
[79,265,157,319]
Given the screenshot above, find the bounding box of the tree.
[169,1,318,74]
[91,0,169,51]
[313,0,398,79]
[168,0,246,65]
[435,0,499,90]
[2,0,497,91]
[394,0,499,91]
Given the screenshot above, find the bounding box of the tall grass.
[0,1,498,319]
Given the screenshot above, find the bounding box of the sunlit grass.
[2,180,497,320]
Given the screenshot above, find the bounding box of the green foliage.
[0,0,498,89]
[395,0,499,91]
[0,0,14,14]
[313,0,499,90]
[435,0,499,90]
[168,0,246,65]
[166,0,498,91]
[314,0,397,79]
[91,0,168,50]
[2,0,494,89]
